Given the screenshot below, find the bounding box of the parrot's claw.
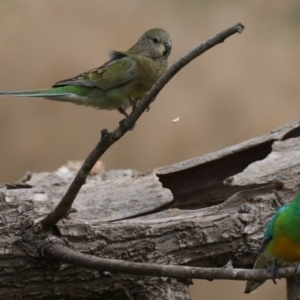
[129,96,136,109]
[118,108,136,130]
[267,260,280,284]
[131,100,150,113]
[118,108,129,118]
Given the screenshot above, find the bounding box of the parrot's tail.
[0,86,100,107]
[244,251,279,294]
[244,279,265,294]
[0,89,69,98]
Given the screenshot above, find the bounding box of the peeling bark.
[1,118,300,299]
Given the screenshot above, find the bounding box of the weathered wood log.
[1,118,300,299]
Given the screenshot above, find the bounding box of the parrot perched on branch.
[0,28,172,117]
[244,193,300,293]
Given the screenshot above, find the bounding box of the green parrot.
[244,193,300,293]
[0,28,171,117]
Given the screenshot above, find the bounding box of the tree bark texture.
[1,118,300,299]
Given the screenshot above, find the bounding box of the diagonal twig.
[40,22,245,231]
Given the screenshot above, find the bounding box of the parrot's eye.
[152,37,159,44]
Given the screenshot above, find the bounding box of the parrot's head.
[129,28,172,59]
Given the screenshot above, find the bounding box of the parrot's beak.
[163,41,172,56]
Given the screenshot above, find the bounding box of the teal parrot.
[244,193,300,293]
[0,28,171,117]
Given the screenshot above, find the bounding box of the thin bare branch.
[40,22,245,231]
[43,243,296,282]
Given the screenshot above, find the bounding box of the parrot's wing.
[263,205,287,246]
[53,53,137,91]
[244,205,288,294]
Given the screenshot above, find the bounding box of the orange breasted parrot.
[245,193,300,293]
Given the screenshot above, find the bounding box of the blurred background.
[0,0,298,298]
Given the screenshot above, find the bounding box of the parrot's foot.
[267,260,281,284]
[129,96,136,107]
[118,108,135,130]
[118,108,129,118]
[131,101,150,113]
